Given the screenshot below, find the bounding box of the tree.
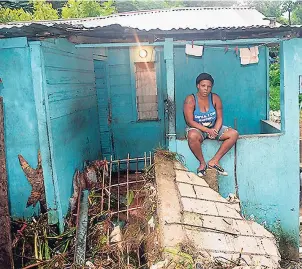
[281,0,298,24]
[0,7,32,23]
[61,0,115,19]
[0,0,58,23]
[292,3,302,24]
[31,0,58,20]
[182,1,237,7]
[115,0,238,12]
[245,0,283,18]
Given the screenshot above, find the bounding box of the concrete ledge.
[154,158,281,268]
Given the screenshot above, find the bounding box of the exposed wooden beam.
[0,96,14,269]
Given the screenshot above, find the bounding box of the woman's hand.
[207,128,218,139]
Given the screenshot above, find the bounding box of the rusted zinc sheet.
[0,97,14,269]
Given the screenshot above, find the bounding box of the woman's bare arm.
[213,94,223,132]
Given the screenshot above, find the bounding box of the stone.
[247,221,274,238]
[177,182,196,198]
[216,203,242,219]
[194,185,228,203]
[232,236,265,254]
[234,219,254,236]
[258,237,280,257]
[175,170,209,187]
[186,230,235,252]
[155,159,281,269]
[173,161,188,171]
[181,197,218,215]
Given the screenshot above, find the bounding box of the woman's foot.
[208,159,228,176]
[197,163,207,178]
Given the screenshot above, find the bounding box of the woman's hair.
[196,73,214,86]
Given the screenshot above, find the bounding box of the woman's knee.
[187,130,203,144]
[220,128,239,141]
[230,129,239,140]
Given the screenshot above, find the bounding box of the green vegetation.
[269,61,281,111]
[1,1,302,23]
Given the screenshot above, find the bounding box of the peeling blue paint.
[0,38,40,218]
[173,39,301,259]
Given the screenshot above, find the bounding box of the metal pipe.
[111,206,143,215]
[126,153,130,265]
[107,155,113,246]
[108,155,113,211]
[126,153,130,220]
[117,160,120,221]
[101,161,106,212]
[149,151,152,166]
[108,156,150,164]
[136,157,139,214]
[105,179,145,189]
[234,119,239,199]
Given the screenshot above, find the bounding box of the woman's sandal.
[208,164,228,176]
[197,165,207,178]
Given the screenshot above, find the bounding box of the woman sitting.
[183,73,239,177]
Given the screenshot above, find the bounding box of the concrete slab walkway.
[155,156,281,268]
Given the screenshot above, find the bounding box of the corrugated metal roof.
[0,7,297,41]
[0,7,271,31]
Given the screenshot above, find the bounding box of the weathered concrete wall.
[174,46,268,137]
[172,39,301,259]
[155,157,281,268]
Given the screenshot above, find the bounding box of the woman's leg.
[187,130,206,170]
[208,128,239,167]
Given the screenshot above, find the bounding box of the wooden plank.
[0,37,27,49]
[0,97,14,269]
[74,190,89,266]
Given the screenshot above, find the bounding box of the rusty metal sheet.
[0,97,14,269]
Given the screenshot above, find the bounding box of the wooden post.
[0,97,14,269]
[164,38,177,152]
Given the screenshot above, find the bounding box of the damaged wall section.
[39,38,101,222]
[173,39,301,259]
[0,37,41,218]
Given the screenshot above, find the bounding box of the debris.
[12,154,158,269]
[148,216,155,232]
[85,260,96,268]
[150,259,169,269]
[70,160,108,216]
[110,225,122,243]
[227,193,240,203]
[74,190,89,266]
[269,110,281,123]
[18,151,46,211]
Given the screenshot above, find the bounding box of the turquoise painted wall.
[39,39,101,220]
[174,46,268,137]
[0,38,40,218]
[95,47,166,160]
[94,59,113,160]
[173,39,301,258]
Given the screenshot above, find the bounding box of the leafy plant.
[61,0,115,19]
[269,60,281,111]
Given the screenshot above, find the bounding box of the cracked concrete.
[155,156,281,268]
